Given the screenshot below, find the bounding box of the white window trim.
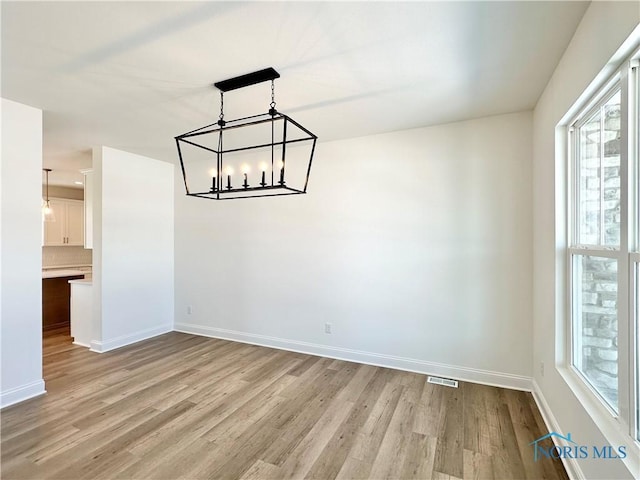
[630,55,640,443]
[568,76,627,416]
[557,46,640,476]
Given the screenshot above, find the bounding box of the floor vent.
[427,376,458,388]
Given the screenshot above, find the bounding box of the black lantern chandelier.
[175,68,317,200]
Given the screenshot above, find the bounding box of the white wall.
[0,98,45,407]
[532,3,640,479]
[175,111,533,388]
[91,146,174,352]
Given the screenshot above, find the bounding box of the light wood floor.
[1,331,568,480]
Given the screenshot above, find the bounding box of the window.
[572,254,619,409]
[570,82,622,412]
[567,53,639,441]
[576,89,622,247]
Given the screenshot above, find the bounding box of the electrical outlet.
[324,323,332,334]
[187,305,192,315]
[540,361,544,377]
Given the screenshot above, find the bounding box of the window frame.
[566,52,639,442]
[629,56,639,442]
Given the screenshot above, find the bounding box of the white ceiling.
[2,1,588,186]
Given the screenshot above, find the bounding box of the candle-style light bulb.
[259,162,268,187]
[277,159,285,185]
[241,164,250,189]
[225,166,233,190]
[209,168,217,192]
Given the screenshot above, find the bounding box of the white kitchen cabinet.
[43,198,85,246]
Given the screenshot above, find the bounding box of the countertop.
[69,279,92,285]
[43,264,92,270]
[42,269,85,279]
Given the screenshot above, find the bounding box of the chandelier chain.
[219,92,224,121]
[270,80,276,109]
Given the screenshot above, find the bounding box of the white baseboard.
[531,379,585,480]
[0,379,46,409]
[174,322,533,392]
[90,324,172,353]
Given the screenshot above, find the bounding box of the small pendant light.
[42,168,55,222]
